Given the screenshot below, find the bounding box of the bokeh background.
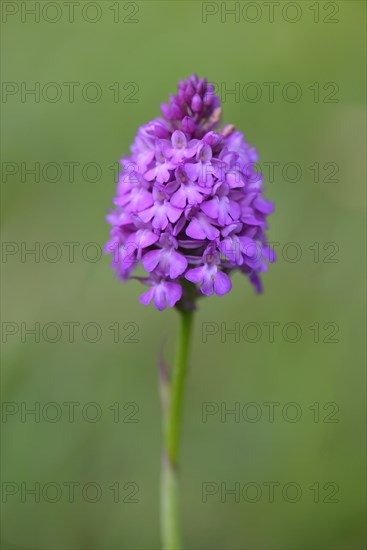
[1,1,366,549]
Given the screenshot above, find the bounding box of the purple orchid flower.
[139,278,182,311]
[160,130,199,164]
[139,188,181,230]
[185,142,218,188]
[142,231,188,279]
[144,148,175,184]
[185,248,232,297]
[170,165,209,208]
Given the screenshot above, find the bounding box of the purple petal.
[219,237,242,265]
[170,251,188,279]
[171,187,187,208]
[253,196,274,214]
[240,237,260,260]
[185,266,206,284]
[153,208,168,230]
[172,130,187,149]
[142,250,160,273]
[214,271,232,296]
[186,218,206,240]
[136,230,159,249]
[198,162,215,187]
[262,244,277,263]
[156,164,172,184]
[229,200,241,221]
[166,203,182,224]
[200,276,214,296]
[160,141,174,159]
[198,143,212,163]
[153,285,167,311]
[139,287,155,306]
[199,215,220,240]
[203,132,223,148]
[165,282,183,307]
[134,190,154,212]
[184,140,200,158]
[144,167,158,182]
[138,205,155,223]
[201,198,218,219]
[249,273,263,293]
[186,185,205,205]
[241,214,263,226]
[185,163,200,181]
[226,172,245,188]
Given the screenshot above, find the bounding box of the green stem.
[161,308,194,550]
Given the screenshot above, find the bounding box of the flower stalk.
[160,308,194,549]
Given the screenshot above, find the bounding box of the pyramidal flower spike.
[106,74,275,310]
[105,75,275,549]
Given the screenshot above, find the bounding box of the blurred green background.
[1,1,366,549]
